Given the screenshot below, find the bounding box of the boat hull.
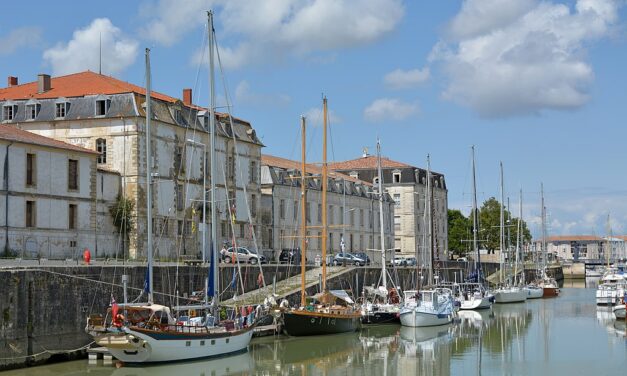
[283,311,361,336]
[596,288,623,306]
[542,287,559,297]
[524,286,544,299]
[94,326,254,363]
[458,295,493,310]
[614,305,626,320]
[399,307,452,327]
[361,311,400,325]
[494,289,527,304]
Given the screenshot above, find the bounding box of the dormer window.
[2,103,16,122]
[26,101,40,120]
[55,99,70,119]
[349,171,359,179]
[392,170,401,183]
[95,97,111,116]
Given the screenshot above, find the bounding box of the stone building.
[0,124,121,258]
[260,154,395,263]
[329,152,448,261]
[538,235,627,262]
[0,72,263,260]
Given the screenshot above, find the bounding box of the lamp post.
[187,139,207,264]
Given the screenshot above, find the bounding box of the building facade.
[260,155,395,264]
[0,124,121,259]
[539,235,627,262]
[0,72,263,260]
[329,152,448,261]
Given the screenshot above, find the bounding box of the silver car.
[221,247,267,264]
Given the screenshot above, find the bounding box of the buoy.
[83,249,91,265]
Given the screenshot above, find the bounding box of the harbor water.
[4,281,627,375]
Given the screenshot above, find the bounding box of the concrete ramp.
[221,266,352,307]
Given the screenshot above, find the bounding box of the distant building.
[537,235,627,262]
[260,154,395,263]
[0,124,120,258]
[329,151,448,261]
[0,72,263,259]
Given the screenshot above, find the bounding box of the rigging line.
[215,36,266,289]
[220,160,246,297]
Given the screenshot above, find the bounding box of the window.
[200,340,205,346]
[174,145,183,173]
[394,216,401,231]
[267,228,273,248]
[240,223,245,238]
[2,105,16,121]
[95,99,110,116]
[26,201,35,227]
[279,199,285,219]
[221,221,227,237]
[349,234,354,251]
[69,240,77,248]
[26,104,39,120]
[68,159,78,190]
[211,340,216,345]
[69,204,77,229]
[185,341,191,347]
[294,201,298,220]
[329,205,333,224]
[56,102,69,118]
[306,203,311,223]
[360,209,364,228]
[251,194,257,217]
[26,153,36,186]
[317,204,322,223]
[393,171,401,183]
[96,138,106,164]
[317,232,321,250]
[393,194,401,208]
[249,161,257,184]
[176,184,184,210]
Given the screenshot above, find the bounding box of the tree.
[110,194,134,259]
[448,209,471,257]
[478,197,532,254]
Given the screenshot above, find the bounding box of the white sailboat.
[534,184,560,298]
[361,139,401,324]
[399,155,456,327]
[86,12,254,363]
[493,162,527,304]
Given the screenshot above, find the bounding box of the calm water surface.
[5,283,627,375]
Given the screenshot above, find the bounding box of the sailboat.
[85,12,254,363]
[455,146,494,310]
[534,184,560,298]
[399,155,456,327]
[520,188,543,299]
[361,139,401,324]
[282,98,362,336]
[596,214,625,305]
[493,162,527,304]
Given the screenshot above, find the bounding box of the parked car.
[220,247,267,264]
[332,253,367,266]
[390,256,407,266]
[353,252,371,265]
[456,257,468,262]
[279,248,304,264]
[405,256,417,266]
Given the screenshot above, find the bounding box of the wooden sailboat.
[86,12,254,363]
[282,98,361,336]
[361,139,401,324]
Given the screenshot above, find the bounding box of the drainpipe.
[3,142,13,255]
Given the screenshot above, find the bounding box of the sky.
[2,0,627,238]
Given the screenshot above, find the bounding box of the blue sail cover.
[207,243,215,297]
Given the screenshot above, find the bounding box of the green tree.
[478,197,532,254]
[110,194,134,259]
[448,209,471,257]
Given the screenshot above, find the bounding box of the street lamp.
[186,139,207,263]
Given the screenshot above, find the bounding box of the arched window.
[96,138,106,164]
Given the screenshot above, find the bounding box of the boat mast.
[321,97,328,291]
[500,162,505,285]
[300,116,307,307]
[541,183,546,274]
[516,188,522,285]
[145,48,154,304]
[471,146,480,279]
[376,139,387,290]
[208,11,219,319]
[426,155,433,286]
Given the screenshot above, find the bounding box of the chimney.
[183,88,192,105]
[37,74,51,93]
[7,76,18,87]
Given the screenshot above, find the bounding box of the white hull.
[524,286,544,299]
[613,305,626,320]
[494,288,527,303]
[458,295,493,310]
[596,288,624,306]
[399,307,453,327]
[96,327,253,363]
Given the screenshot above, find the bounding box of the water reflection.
[109,352,253,376]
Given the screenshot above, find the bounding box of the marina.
[2,285,626,375]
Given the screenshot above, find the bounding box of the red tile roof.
[0,124,98,154]
[262,154,371,185]
[328,155,411,171]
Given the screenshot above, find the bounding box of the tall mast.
[376,139,387,290]
[321,97,328,291]
[606,214,611,267]
[145,48,154,304]
[541,183,546,271]
[300,116,307,307]
[516,188,522,285]
[499,162,505,285]
[208,11,219,318]
[426,155,433,286]
[471,146,480,277]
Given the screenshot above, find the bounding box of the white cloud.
[234,80,291,106]
[303,106,342,127]
[384,68,430,89]
[363,98,418,122]
[430,0,621,117]
[139,0,213,47]
[182,0,404,69]
[43,18,138,76]
[0,27,42,55]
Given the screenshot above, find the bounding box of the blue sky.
[2,0,627,238]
